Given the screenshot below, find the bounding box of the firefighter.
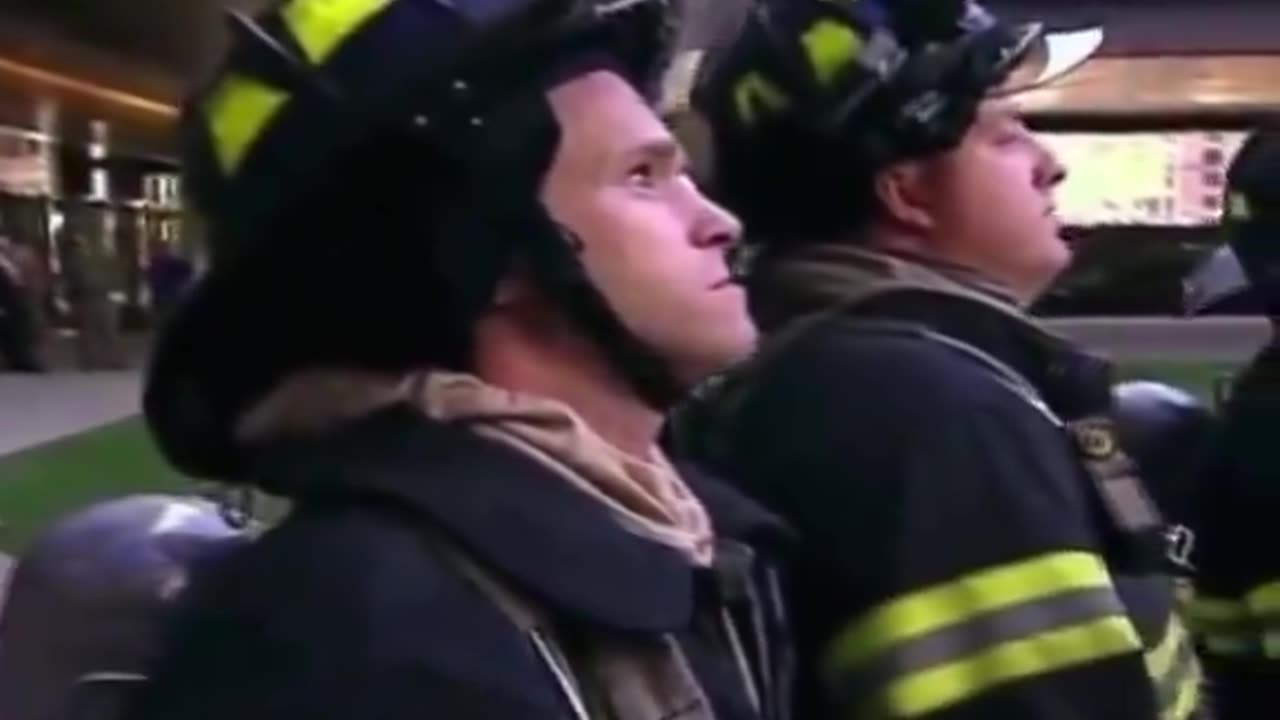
[109,1,794,719]
[1182,126,1280,719]
[668,0,1203,716]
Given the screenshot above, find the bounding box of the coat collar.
[844,289,1115,420]
[249,406,787,632]
[747,244,1115,418]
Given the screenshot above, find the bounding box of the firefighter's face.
[885,100,1069,301]
[538,70,756,385]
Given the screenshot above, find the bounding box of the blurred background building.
[0,0,1277,347]
[993,0,1280,314]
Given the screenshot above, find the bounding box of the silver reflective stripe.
[73,672,149,685]
[854,586,1126,695]
[1166,526,1197,573]
[720,607,762,712]
[529,629,592,720]
[421,525,594,719]
[916,328,1064,427]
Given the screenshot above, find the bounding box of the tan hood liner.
[749,244,1030,332]
[238,369,715,567]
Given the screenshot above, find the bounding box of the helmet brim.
[662,20,1105,117]
[991,24,1104,97]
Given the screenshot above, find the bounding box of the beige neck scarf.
[238,370,715,566]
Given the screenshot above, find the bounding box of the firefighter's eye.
[627,162,659,187]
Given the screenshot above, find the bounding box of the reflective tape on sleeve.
[824,551,1142,717]
[1144,616,1201,720]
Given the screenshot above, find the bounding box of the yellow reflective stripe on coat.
[1144,616,1201,720]
[824,551,1141,717]
[1187,594,1258,658]
[1246,580,1280,658]
[204,74,290,174]
[282,0,392,64]
[875,616,1139,718]
[1186,582,1280,659]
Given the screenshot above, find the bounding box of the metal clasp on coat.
[1165,524,1197,573]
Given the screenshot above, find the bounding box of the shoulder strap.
[412,523,596,720]
[315,499,597,720]
[419,524,727,720]
[335,497,730,720]
[828,317,1169,573]
[740,311,1064,427]
[744,314,1169,573]
[847,318,1065,427]
[417,525,543,632]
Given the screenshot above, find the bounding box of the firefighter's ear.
[491,271,527,308]
[874,160,936,233]
[492,273,515,306]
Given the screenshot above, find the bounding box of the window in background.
[1039,130,1248,227]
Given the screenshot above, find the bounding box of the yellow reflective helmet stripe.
[204,74,290,175]
[202,0,393,174]
[800,18,865,86]
[732,72,790,127]
[281,0,393,64]
[824,551,1141,717]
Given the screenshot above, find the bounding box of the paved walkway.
[0,372,141,607]
[0,372,142,457]
[1046,316,1270,363]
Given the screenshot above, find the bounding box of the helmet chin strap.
[529,222,690,411]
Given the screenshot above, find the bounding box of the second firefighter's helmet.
[1184,126,1280,315]
[667,0,1101,240]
